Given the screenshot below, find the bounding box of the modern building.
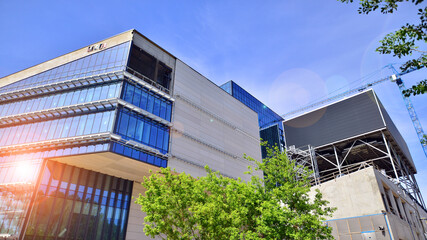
[220,81,284,158]
[284,89,427,239]
[1,29,426,240]
[0,29,262,239]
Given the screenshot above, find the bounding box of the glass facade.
[0,110,115,147]
[0,42,130,94]
[220,81,285,155]
[221,81,283,129]
[24,161,132,240]
[122,82,172,121]
[0,82,121,117]
[0,37,173,238]
[0,158,43,237]
[114,108,170,154]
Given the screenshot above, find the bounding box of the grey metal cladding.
[377,99,415,170]
[284,91,385,148]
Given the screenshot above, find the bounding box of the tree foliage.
[340,0,427,97]
[136,147,335,239]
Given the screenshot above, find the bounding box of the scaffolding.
[286,129,426,210]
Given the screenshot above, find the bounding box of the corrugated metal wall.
[284,90,385,148]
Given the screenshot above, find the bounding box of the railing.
[126,67,171,95]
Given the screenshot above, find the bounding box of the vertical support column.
[309,145,319,185]
[333,145,341,175]
[382,132,400,184]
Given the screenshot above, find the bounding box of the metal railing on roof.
[125,67,172,97]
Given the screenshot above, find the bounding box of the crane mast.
[389,65,427,158]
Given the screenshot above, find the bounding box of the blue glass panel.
[113,108,170,154]
[0,42,130,93]
[120,82,172,121]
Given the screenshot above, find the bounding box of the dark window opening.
[156,62,172,90]
[127,44,172,92]
[128,45,156,80]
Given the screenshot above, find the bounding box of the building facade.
[220,81,284,158]
[0,30,262,239]
[284,90,427,239]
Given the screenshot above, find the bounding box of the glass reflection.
[25,161,132,240]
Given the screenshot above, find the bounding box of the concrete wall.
[0,30,133,88]
[311,167,427,239]
[310,167,385,220]
[169,59,262,181]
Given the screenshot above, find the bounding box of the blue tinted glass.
[120,82,172,121]
[0,42,129,93]
[118,113,128,136]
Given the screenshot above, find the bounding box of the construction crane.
[281,64,427,158]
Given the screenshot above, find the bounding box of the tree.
[136,147,335,239]
[339,0,426,97]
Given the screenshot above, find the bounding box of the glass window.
[99,85,109,100]
[84,113,95,135]
[71,90,81,105]
[118,113,129,136]
[166,103,172,122]
[86,87,95,102]
[127,114,136,139]
[159,101,167,120]
[91,112,103,134]
[108,84,117,99]
[163,130,169,153]
[61,117,74,138]
[135,118,144,142]
[99,111,111,133]
[76,115,88,136]
[142,121,151,144]
[153,98,161,116]
[147,94,154,113]
[92,86,102,102]
[156,128,164,151]
[133,87,142,107]
[149,124,157,147]
[45,95,54,109]
[68,115,80,137]
[63,91,74,106]
[140,89,148,110]
[54,118,66,139]
[47,119,59,140]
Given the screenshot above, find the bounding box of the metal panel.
[377,99,415,171]
[284,91,385,148]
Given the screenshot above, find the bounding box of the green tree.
[136,147,335,239]
[339,0,426,96]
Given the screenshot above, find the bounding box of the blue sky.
[1,1,426,197]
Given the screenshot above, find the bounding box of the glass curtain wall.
[220,81,285,154]
[24,161,132,240]
[0,42,130,94]
[0,158,43,237]
[0,82,121,117]
[114,108,169,154]
[0,110,116,147]
[121,82,172,122]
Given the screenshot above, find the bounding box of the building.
[284,89,427,239]
[220,81,284,158]
[0,29,262,239]
[1,29,426,240]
